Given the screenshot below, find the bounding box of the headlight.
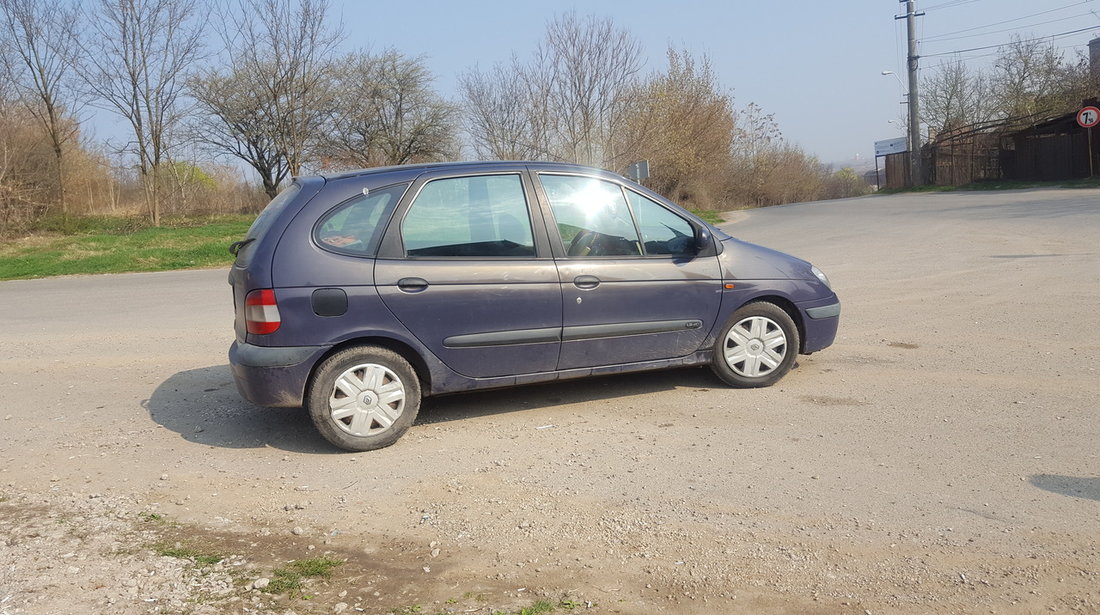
[811,265,832,290]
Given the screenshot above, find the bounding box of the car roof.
[315,160,621,182]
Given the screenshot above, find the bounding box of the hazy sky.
[334,0,1100,166]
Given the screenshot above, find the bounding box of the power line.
[924,36,1094,70]
[925,13,1095,44]
[922,0,981,11]
[924,1,1096,41]
[922,25,1100,58]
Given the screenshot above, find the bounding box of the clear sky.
[334,0,1100,167]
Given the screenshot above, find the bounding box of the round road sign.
[1077,106,1100,128]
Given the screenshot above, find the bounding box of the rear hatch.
[228,182,308,342]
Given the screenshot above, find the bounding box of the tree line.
[1,0,867,234]
[920,35,1094,140]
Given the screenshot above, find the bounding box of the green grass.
[0,214,253,281]
[263,557,344,596]
[518,601,556,615]
[152,542,225,566]
[690,209,724,225]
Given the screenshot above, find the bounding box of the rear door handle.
[573,275,600,290]
[397,277,429,293]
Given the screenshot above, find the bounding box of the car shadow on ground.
[145,365,336,454]
[1029,474,1100,502]
[415,366,721,426]
[147,364,723,452]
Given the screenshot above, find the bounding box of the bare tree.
[537,11,642,167]
[80,0,204,225]
[459,59,546,160]
[922,58,992,137]
[461,12,641,167]
[190,65,289,198]
[991,36,1081,124]
[0,0,82,218]
[0,98,53,232]
[732,102,781,163]
[623,48,735,207]
[324,50,457,169]
[193,0,341,197]
[728,104,834,207]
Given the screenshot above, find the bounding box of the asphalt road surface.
[1,187,1098,614]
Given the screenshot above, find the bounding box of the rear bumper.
[798,297,841,354]
[229,341,328,407]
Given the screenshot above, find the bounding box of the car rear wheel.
[306,346,421,451]
[711,302,799,388]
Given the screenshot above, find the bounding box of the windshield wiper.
[228,238,256,256]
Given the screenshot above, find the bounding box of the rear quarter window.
[314,183,407,257]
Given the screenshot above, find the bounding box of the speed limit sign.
[1077,106,1100,128]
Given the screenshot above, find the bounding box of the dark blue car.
[229,161,840,451]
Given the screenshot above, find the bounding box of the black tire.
[711,302,800,388]
[306,346,421,451]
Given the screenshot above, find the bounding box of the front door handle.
[397,277,429,293]
[573,275,600,290]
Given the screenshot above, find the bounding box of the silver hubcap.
[723,316,788,378]
[328,363,406,436]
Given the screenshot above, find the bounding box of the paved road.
[1,188,1098,614]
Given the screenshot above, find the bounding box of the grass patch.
[152,542,225,566]
[0,214,254,281]
[263,557,344,596]
[518,601,556,615]
[690,209,724,225]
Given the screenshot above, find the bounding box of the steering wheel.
[568,229,599,256]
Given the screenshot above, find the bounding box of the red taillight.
[245,289,281,335]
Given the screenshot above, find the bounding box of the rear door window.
[401,174,535,257]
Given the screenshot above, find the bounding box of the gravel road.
[2,188,1098,614]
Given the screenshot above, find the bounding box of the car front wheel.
[306,346,421,451]
[711,302,799,388]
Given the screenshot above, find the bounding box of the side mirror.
[694,224,713,253]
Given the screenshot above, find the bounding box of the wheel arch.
[310,336,434,396]
[738,295,806,353]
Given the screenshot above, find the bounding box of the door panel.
[556,258,722,370]
[375,260,562,378]
[533,172,723,370]
[374,172,562,379]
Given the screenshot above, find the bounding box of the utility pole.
[896,0,924,186]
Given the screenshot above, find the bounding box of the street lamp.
[882,70,917,186]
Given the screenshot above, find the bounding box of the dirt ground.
[1,188,1098,615]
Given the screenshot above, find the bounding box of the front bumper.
[798,297,841,354]
[229,341,328,408]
